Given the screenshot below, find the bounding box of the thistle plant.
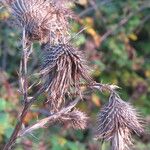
[1,0,144,150]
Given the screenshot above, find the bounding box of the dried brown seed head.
[40,43,92,111]
[8,0,74,43]
[94,93,144,150]
[60,109,88,130]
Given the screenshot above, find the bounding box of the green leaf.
[66,141,86,150]
[0,112,9,127]
[0,112,10,135]
[0,98,6,111]
[5,126,14,139]
[74,34,86,46]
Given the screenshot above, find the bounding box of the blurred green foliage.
[0,0,150,149]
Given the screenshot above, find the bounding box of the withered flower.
[60,109,88,130]
[7,0,73,43]
[40,43,92,111]
[94,93,144,150]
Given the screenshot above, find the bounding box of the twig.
[78,0,112,17]
[135,15,150,34]
[76,82,119,93]
[100,14,133,42]
[89,82,120,94]
[20,28,32,103]
[66,27,88,43]
[18,98,80,137]
[101,5,150,43]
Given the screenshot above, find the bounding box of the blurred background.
[0,0,150,149]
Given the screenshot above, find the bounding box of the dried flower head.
[94,93,144,150]
[40,43,92,111]
[60,109,88,130]
[8,0,73,43]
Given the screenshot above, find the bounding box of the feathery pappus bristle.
[40,43,92,111]
[8,0,74,43]
[94,93,144,150]
[60,109,88,130]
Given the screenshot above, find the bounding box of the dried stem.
[18,97,80,137]
[101,5,150,43]
[89,82,120,94]
[4,29,36,150]
[3,87,45,150]
[20,28,30,103]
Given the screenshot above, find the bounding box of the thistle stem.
[3,87,45,150]
[4,29,33,150]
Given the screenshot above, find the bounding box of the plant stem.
[3,87,45,150]
[3,104,29,150]
[4,28,33,150]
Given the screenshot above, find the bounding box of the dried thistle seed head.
[8,0,73,43]
[94,93,144,150]
[60,109,88,130]
[111,127,132,150]
[40,43,92,111]
[9,0,50,42]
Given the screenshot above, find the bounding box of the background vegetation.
[0,0,150,149]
